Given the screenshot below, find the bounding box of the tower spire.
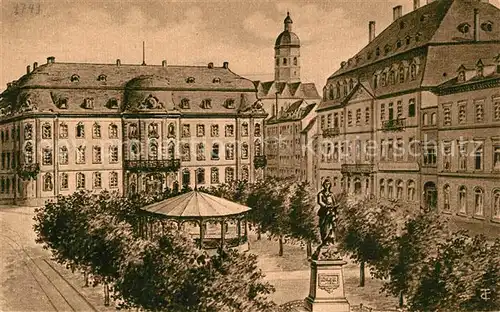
[284,11,293,31]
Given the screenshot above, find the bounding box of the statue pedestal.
[305,259,350,312]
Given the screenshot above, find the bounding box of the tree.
[287,181,320,258]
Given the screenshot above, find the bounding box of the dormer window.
[381,73,387,87]
[458,70,466,83]
[477,65,484,77]
[399,21,405,29]
[70,74,80,82]
[224,98,235,109]
[410,64,417,80]
[415,32,422,42]
[213,77,221,83]
[59,98,68,109]
[83,98,94,109]
[180,98,190,109]
[384,44,391,55]
[396,40,402,49]
[405,36,411,45]
[373,75,378,89]
[399,66,405,83]
[458,22,471,34]
[97,74,107,82]
[201,99,212,109]
[186,77,195,83]
[107,98,119,109]
[367,51,373,60]
[481,21,493,32]
[375,47,380,57]
[389,70,395,85]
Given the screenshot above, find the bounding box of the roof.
[267,101,317,124]
[141,191,251,219]
[301,116,317,134]
[275,31,300,47]
[254,80,320,99]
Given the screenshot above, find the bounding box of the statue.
[313,179,340,260]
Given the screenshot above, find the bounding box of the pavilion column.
[199,220,205,249]
[244,217,250,250]
[220,219,226,250]
[237,219,242,242]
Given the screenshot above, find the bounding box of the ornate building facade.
[316,0,500,226]
[0,59,266,206]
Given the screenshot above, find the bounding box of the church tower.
[274,12,301,83]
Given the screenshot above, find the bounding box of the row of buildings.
[0,0,499,227]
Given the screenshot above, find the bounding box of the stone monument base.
[305,259,350,312]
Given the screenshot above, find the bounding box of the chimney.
[116,59,121,66]
[369,21,376,42]
[393,5,403,21]
[474,8,480,41]
[47,56,55,64]
[162,60,167,67]
[33,62,38,70]
[208,62,214,69]
[26,65,31,75]
[413,0,420,10]
[223,61,229,69]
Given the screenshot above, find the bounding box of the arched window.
[423,113,429,125]
[149,142,158,160]
[336,82,341,99]
[43,173,53,191]
[474,187,484,216]
[254,123,261,137]
[225,167,234,183]
[399,66,405,83]
[196,143,205,161]
[255,139,262,156]
[379,179,385,197]
[42,147,52,166]
[109,172,118,189]
[182,169,190,186]
[167,141,175,159]
[225,143,234,160]
[60,173,69,190]
[76,173,86,189]
[389,70,395,85]
[293,57,298,65]
[109,124,118,138]
[167,123,176,138]
[59,146,68,165]
[410,64,417,80]
[42,123,52,139]
[241,122,249,137]
[130,143,139,160]
[459,186,467,214]
[148,123,159,138]
[396,180,403,199]
[431,113,437,125]
[76,122,85,138]
[387,179,394,199]
[24,123,33,140]
[329,85,334,100]
[24,142,34,164]
[241,166,249,181]
[76,146,86,164]
[241,143,249,159]
[92,123,101,138]
[196,168,205,185]
[493,189,500,219]
[407,180,415,201]
[443,184,451,211]
[182,143,190,161]
[211,168,219,184]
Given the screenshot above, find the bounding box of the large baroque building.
[0,58,267,206]
[316,0,500,225]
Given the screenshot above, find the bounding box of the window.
[373,75,378,88]
[97,74,107,82]
[406,36,411,45]
[241,166,249,181]
[423,113,429,126]
[388,139,394,160]
[328,85,334,100]
[166,123,175,138]
[180,98,190,109]
[380,104,385,120]
[196,168,205,185]
[443,185,451,212]
[110,146,119,163]
[458,70,466,83]
[336,82,341,99]
[109,124,118,138]
[443,104,451,126]
[379,179,385,197]
[76,146,86,164]
[283,58,287,65]
[474,187,484,216]
[389,70,395,85]
[321,116,326,129]
[407,180,415,201]
[380,139,386,161]
[224,99,235,108]
[71,74,80,82]
[241,143,249,159]
[76,173,86,189]
[396,180,403,199]
[182,124,190,137]
[182,169,190,185]
[376,47,380,57]
[459,186,467,214]
[211,125,219,137]
[186,77,196,83]
[130,143,139,160]
[395,138,404,161]
[93,146,102,164]
[225,143,234,160]
[397,101,403,119]
[458,101,466,124]
[83,98,94,109]
[149,143,158,160]
[24,123,33,140]
[459,141,467,170]
[410,64,417,80]
[76,123,85,138]
[293,57,298,65]
[365,108,370,124]
[211,168,219,184]
[225,167,234,183]
[356,109,361,125]
[201,99,212,109]
[196,143,205,161]
[181,143,190,161]
[93,123,101,138]
[493,189,500,219]
[431,113,437,125]
[381,73,387,87]
[408,98,416,117]
[494,99,500,121]
[60,173,68,190]
[255,123,261,137]
[474,142,483,170]
[340,112,344,127]
[148,123,159,138]
[241,123,249,137]
[399,66,405,83]
[443,143,452,171]
[475,101,484,123]
[42,123,52,139]
[59,146,68,165]
[494,145,500,171]
[43,173,53,192]
[167,142,175,159]
[255,139,262,156]
[109,172,118,189]
[225,125,234,137]
[348,110,352,126]
[197,124,205,137]
[42,148,52,166]
[388,102,394,120]
[24,142,34,164]
[424,142,437,166]
[93,172,102,189]
[211,143,220,160]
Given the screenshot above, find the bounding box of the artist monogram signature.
[14,2,41,16]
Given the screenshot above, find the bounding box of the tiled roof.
[255,80,320,99]
[267,101,317,124]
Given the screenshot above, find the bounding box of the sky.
[1,0,499,94]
